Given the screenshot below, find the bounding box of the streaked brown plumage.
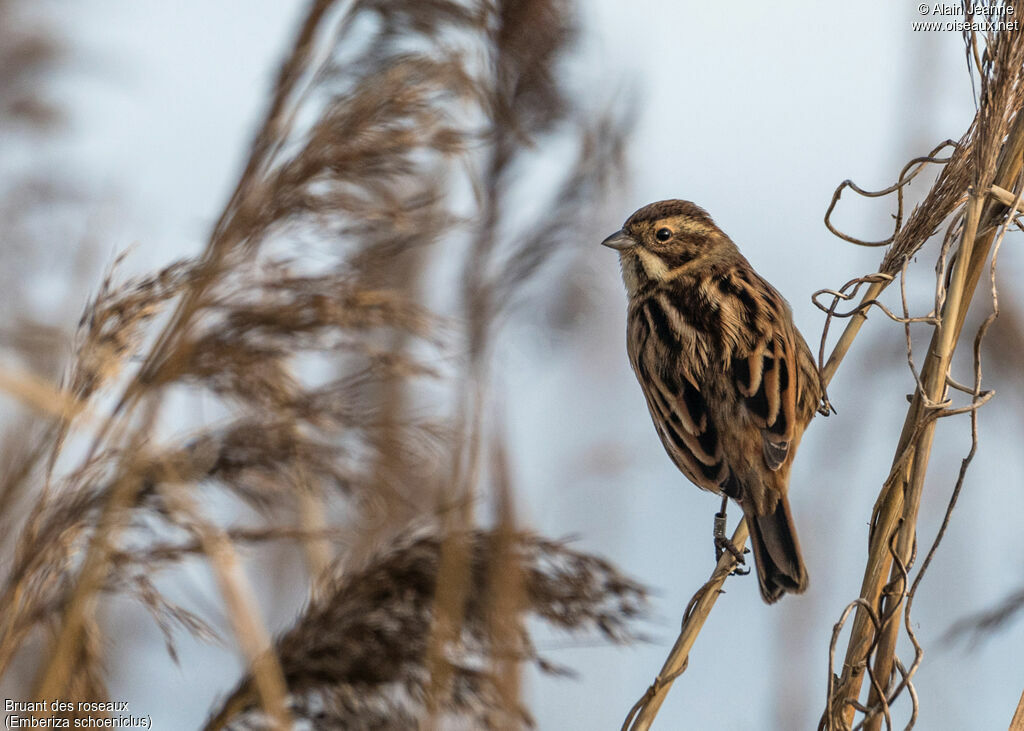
[602,200,821,603]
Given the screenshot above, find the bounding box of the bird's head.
[602,199,735,295]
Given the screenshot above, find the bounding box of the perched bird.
[602,200,822,603]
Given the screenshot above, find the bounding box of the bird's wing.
[732,324,800,472]
[628,295,729,491]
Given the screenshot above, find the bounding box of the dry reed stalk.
[622,519,749,731]
[829,131,1024,731]
[1011,688,1024,731]
[0,367,83,419]
[482,435,528,726]
[294,469,333,592]
[156,484,293,730]
[822,15,1024,729]
[32,407,161,706]
[858,173,1023,729]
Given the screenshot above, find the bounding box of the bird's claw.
[714,534,749,568]
[727,558,751,576]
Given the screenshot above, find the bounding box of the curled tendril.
[823,140,959,248]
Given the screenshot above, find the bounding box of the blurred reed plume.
[0,0,644,727]
[0,0,62,129]
[207,531,645,730]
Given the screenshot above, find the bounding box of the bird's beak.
[601,229,635,251]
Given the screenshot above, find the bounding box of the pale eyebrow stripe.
[671,218,716,236]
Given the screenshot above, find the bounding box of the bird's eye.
[655,228,672,242]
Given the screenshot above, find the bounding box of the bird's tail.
[745,495,808,604]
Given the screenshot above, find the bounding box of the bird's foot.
[713,510,750,575]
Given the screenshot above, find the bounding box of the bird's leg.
[713,497,750,575]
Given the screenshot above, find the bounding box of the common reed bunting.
[603,200,822,603]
